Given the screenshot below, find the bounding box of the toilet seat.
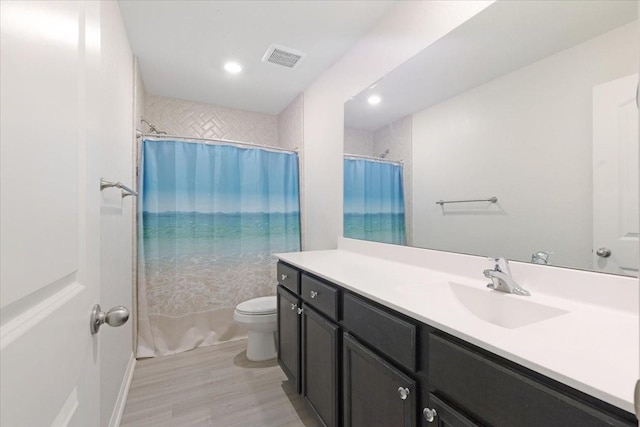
[235,296,276,315]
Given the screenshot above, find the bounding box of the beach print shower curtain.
[344,157,406,245]
[137,140,300,357]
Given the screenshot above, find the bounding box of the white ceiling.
[344,0,638,131]
[118,0,397,115]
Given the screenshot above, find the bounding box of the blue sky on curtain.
[137,139,300,357]
[344,157,406,245]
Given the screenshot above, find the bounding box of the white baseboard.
[109,353,137,427]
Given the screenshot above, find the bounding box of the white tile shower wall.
[144,93,278,146]
[278,94,306,248]
[374,115,413,246]
[344,127,374,156]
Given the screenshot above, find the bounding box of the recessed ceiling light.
[368,95,381,105]
[224,61,242,74]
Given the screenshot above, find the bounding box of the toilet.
[233,296,277,361]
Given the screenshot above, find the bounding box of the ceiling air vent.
[262,44,306,68]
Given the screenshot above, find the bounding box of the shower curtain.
[344,157,406,245]
[137,139,300,357]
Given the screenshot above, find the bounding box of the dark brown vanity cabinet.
[276,285,301,393]
[302,303,340,427]
[299,271,342,427]
[277,263,342,427]
[276,262,637,427]
[427,334,635,427]
[343,333,416,427]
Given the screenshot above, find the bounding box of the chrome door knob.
[596,247,612,258]
[397,387,410,400]
[290,303,297,310]
[281,273,288,281]
[297,307,303,315]
[310,290,318,299]
[423,407,437,422]
[90,304,129,334]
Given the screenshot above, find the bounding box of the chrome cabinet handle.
[297,307,303,315]
[290,303,297,310]
[423,407,437,422]
[90,304,129,334]
[310,290,318,299]
[281,273,288,281]
[397,387,410,400]
[596,247,612,258]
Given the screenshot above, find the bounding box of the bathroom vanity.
[276,238,638,427]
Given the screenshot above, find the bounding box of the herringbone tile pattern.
[145,94,279,146]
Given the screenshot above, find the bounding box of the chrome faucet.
[483,257,530,296]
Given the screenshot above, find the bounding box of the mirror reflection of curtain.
[137,139,301,357]
[344,157,406,245]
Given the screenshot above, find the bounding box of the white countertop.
[277,238,639,414]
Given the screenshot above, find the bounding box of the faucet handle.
[486,256,510,272]
[495,257,511,274]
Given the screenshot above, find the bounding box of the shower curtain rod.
[137,131,298,154]
[344,152,403,166]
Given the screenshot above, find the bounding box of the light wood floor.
[120,340,318,427]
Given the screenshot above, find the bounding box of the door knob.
[90,304,129,334]
[596,247,612,258]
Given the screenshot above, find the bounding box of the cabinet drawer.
[429,334,634,427]
[301,274,339,321]
[342,293,416,371]
[277,262,300,294]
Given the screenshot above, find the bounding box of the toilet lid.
[236,296,277,315]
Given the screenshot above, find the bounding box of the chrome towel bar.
[436,197,497,206]
[100,178,138,197]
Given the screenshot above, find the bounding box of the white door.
[1,1,102,426]
[593,73,639,276]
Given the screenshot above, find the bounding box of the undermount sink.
[449,282,568,329]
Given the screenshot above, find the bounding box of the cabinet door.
[429,334,635,427]
[277,286,301,393]
[302,304,340,427]
[343,333,416,427]
[422,394,478,427]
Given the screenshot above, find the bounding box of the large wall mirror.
[344,0,639,276]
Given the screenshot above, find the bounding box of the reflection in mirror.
[343,154,406,245]
[344,0,639,276]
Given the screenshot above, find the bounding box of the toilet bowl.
[233,296,277,361]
